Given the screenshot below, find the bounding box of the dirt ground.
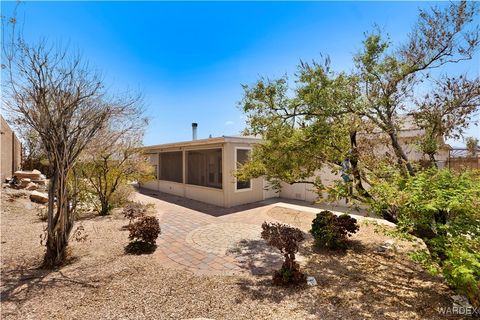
[1,187,460,320]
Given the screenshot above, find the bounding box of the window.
[159,151,183,183]
[187,149,222,189]
[236,148,251,190]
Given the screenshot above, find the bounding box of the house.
[0,116,22,182]
[141,120,451,207]
[141,129,278,208]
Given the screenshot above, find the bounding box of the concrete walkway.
[134,188,393,276]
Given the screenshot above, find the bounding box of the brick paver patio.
[133,187,392,276]
[133,189,285,276]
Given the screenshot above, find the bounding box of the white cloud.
[224,120,234,126]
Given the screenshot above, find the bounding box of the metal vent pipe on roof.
[192,123,198,140]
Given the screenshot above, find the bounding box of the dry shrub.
[122,201,148,223]
[261,222,306,285]
[125,216,160,254]
[110,184,134,208]
[37,207,48,221]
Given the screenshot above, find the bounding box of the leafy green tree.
[352,1,478,176]
[76,117,153,216]
[466,137,479,157]
[413,76,480,166]
[238,1,479,221]
[239,63,372,200]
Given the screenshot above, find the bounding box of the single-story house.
[141,119,451,208]
[140,134,278,207]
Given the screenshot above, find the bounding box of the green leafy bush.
[369,169,480,306]
[261,222,306,285]
[126,216,161,254]
[310,211,359,249]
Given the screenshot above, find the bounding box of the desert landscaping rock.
[25,182,38,190]
[29,190,48,204]
[20,178,32,187]
[32,179,46,186]
[14,170,42,180]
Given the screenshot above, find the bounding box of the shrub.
[261,222,306,285]
[37,207,48,221]
[122,201,148,223]
[126,216,161,254]
[110,184,135,210]
[369,169,480,307]
[310,211,359,249]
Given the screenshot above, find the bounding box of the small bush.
[261,222,306,285]
[37,207,48,221]
[126,216,161,254]
[122,202,148,223]
[110,184,135,208]
[310,211,359,249]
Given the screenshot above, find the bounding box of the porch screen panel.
[187,149,222,189]
[159,151,183,183]
[146,153,158,179]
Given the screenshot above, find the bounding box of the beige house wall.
[1,116,22,181]
[279,166,348,205]
[223,142,265,207]
[141,137,267,208]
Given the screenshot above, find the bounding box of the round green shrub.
[310,210,359,249]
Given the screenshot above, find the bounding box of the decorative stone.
[20,178,32,188]
[32,179,46,186]
[25,182,38,190]
[451,295,472,309]
[14,170,42,180]
[30,191,48,204]
[306,276,317,286]
[375,239,397,255]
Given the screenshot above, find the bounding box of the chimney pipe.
[192,123,198,140]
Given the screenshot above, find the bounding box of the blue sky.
[1,1,479,146]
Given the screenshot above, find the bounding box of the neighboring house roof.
[143,135,262,151]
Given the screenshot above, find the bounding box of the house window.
[187,148,222,189]
[236,148,251,190]
[159,151,183,183]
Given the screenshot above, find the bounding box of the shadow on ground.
[227,239,283,275]
[137,187,269,217]
[234,237,455,319]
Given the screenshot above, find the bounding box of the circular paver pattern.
[186,222,262,255]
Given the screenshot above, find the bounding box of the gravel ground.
[1,188,460,319]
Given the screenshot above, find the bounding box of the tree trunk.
[349,131,371,199]
[99,199,110,216]
[43,164,74,268]
[428,153,438,169]
[388,131,415,177]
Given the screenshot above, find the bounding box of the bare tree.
[2,19,142,267]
